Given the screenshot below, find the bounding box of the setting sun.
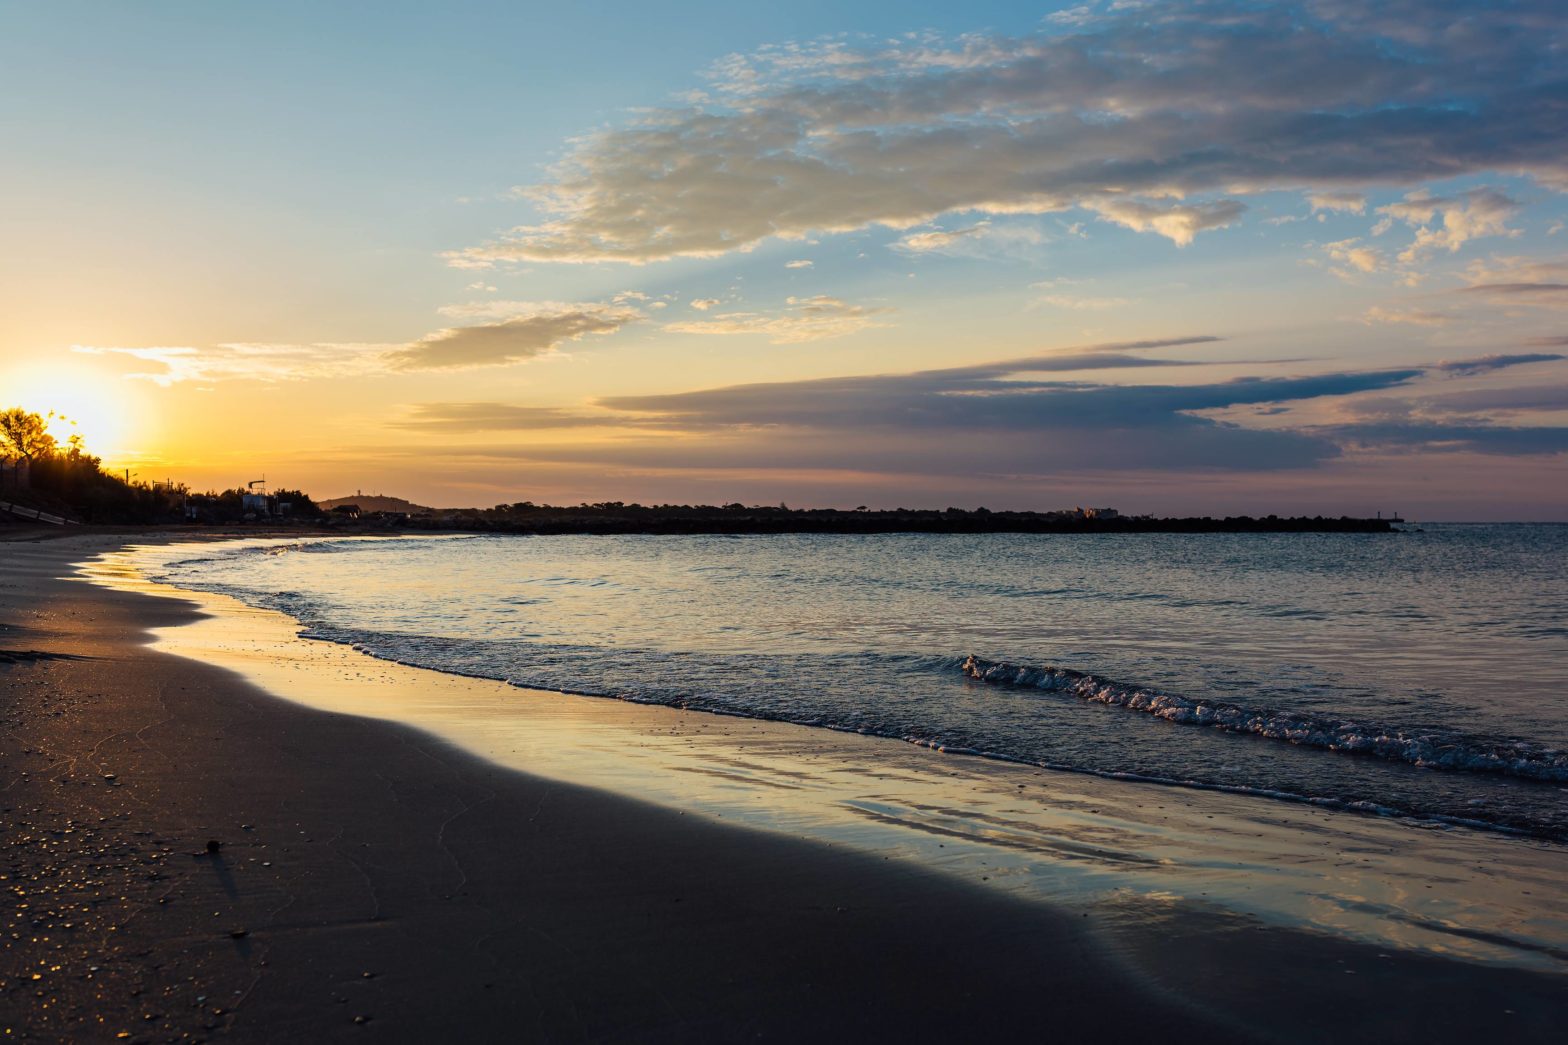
[1,361,142,460]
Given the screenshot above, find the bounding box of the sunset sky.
[3,0,1566,518]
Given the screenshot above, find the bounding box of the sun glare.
[2,362,138,459]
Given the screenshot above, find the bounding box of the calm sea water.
[151,526,1568,840]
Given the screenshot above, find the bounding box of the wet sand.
[3,531,1566,1041]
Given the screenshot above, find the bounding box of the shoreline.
[3,531,1566,1040]
[125,532,1568,844]
[100,537,1568,967]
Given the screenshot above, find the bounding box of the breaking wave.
[959,655,1568,783]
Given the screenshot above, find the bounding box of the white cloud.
[1322,237,1386,275]
[1379,188,1520,263]
[690,298,722,311]
[1308,191,1367,215]
[1085,199,1246,247]
[784,259,814,269]
[891,219,1046,256]
[894,222,992,253]
[665,295,891,344]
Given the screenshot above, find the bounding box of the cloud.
[1035,293,1130,310]
[1083,199,1247,247]
[453,2,1568,265]
[664,295,891,344]
[894,223,993,253]
[77,301,645,382]
[1458,254,1568,306]
[72,342,392,386]
[690,298,722,311]
[393,341,1566,482]
[571,366,1422,474]
[1462,282,1568,298]
[1362,306,1456,326]
[891,220,1047,256]
[1378,188,1520,263]
[1433,352,1566,376]
[626,354,1565,468]
[1318,422,1568,456]
[1414,385,1568,414]
[784,259,814,269]
[1323,238,1386,275]
[1309,191,1367,215]
[388,302,641,371]
[393,403,613,432]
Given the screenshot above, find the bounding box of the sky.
[2,0,1566,519]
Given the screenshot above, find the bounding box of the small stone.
[205,840,222,854]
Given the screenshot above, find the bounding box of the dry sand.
[2,530,1565,1042]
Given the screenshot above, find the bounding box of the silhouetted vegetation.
[400,502,1399,535]
[0,406,326,526]
[1,408,173,523]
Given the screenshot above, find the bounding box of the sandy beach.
[3,531,1566,1042]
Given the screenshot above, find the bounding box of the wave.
[281,628,1555,838]
[959,655,1568,784]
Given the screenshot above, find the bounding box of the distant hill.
[318,494,434,515]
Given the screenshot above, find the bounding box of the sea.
[148,524,1568,841]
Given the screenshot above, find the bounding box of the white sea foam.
[959,655,1568,783]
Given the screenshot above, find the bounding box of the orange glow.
[0,360,143,460]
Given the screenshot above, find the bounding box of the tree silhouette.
[0,408,57,461]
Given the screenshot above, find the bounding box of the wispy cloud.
[1433,352,1566,376]
[664,295,891,344]
[893,223,995,253]
[1362,305,1457,327]
[892,220,1047,256]
[452,2,1568,265]
[389,302,641,371]
[1035,293,1130,310]
[393,402,615,431]
[1458,255,1568,307]
[393,343,1566,480]
[1309,191,1367,215]
[76,301,644,382]
[72,342,393,386]
[1084,199,1246,247]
